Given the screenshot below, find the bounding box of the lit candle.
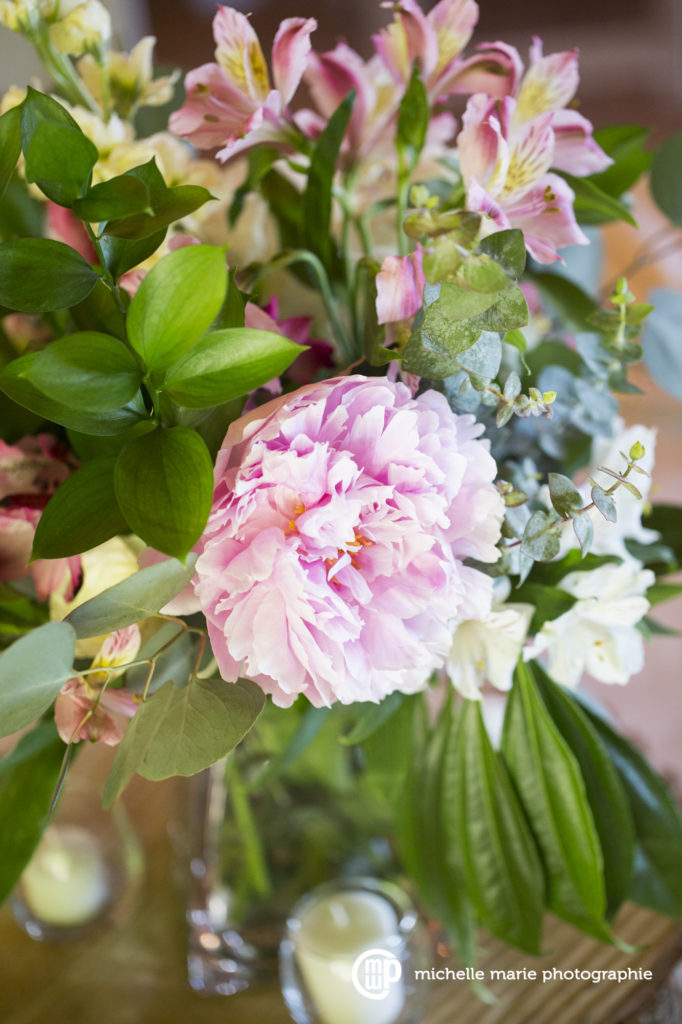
[292,889,406,1024]
[20,824,109,927]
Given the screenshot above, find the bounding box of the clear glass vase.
[186,704,396,995]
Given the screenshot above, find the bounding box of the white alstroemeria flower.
[584,421,657,559]
[525,562,654,689]
[447,579,534,699]
[49,0,111,56]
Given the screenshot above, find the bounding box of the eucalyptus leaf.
[162,328,304,408]
[458,331,502,379]
[0,721,65,904]
[32,456,127,559]
[475,285,529,332]
[521,510,561,562]
[29,332,142,411]
[114,427,213,559]
[103,677,265,805]
[0,239,98,312]
[572,512,594,556]
[126,244,227,372]
[479,229,526,277]
[66,554,197,638]
[591,485,617,522]
[0,622,77,737]
[548,472,583,517]
[461,255,509,293]
[501,662,612,941]
[421,299,481,357]
[439,280,498,321]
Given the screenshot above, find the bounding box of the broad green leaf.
[640,505,682,571]
[126,244,227,371]
[103,184,214,239]
[0,721,65,904]
[23,122,97,207]
[162,327,304,408]
[0,622,77,737]
[445,700,544,953]
[401,328,460,378]
[591,125,651,199]
[397,67,429,175]
[560,171,637,227]
[479,229,526,278]
[103,677,265,804]
[66,553,198,638]
[100,227,167,281]
[421,299,481,358]
[114,427,213,559]
[458,331,502,379]
[501,662,611,940]
[0,238,98,312]
[576,697,682,918]
[650,131,682,226]
[521,510,561,562]
[0,583,49,645]
[32,456,127,559]
[548,472,583,518]
[303,90,354,269]
[70,279,127,338]
[532,665,635,918]
[647,582,682,606]
[0,352,149,435]
[0,105,22,202]
[461,254,509,293]
[511,583,576,634]
[29,332,142,411]
[475,284,528,332]
[20,89,97,207]
[72,174,152,223]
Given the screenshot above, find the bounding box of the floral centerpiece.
[1,0,682,980]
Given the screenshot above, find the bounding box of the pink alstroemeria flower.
[0,435,80,600]
[372,0,521,101]
[375,246,425,325]
[54,626,140,746]
[170,5,316,161]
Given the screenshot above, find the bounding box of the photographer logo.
[351,949,402,1000]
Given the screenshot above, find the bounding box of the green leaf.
[440,280,498,321]
[458,331,502,379]
[103,677,265,805]
[591,484,617,522]
[29,332,142,411]
[512,583,576,634]
[341,692,404,746]
[162,327,304,408]
[531,665,635,919]
[32,456,127,559]
[461,254,509,293]
[640,505,682,571]
[357,259,391,367]
[559,171,637,227]
[228,146,278,225]
[0,721,65,905]
[99,227,167,281]
[104,184,214,239]
[114,427,213,559]
[0,583,49,645]
[126,244,227,372]
[577,697,682,918]
[475,284,529,332]
[548,472,583,517]
[401,328,459,378]
[591,125,651,199]
[0,104,22,203]
[21,89,97,207]
[0,622,77,737]
[446,700,544,953]
[521,510,561,562]
[647,582,682,606]
[531,271,598,332]
[650,131,682,226]
[0,352,149,435]
[397,66,429,175]
[72,174,152,223]
[0,238,98,312]
[479,229,526,278]
[572,511,594,557]
[70,278,127,338]
[642,289,682,403]
[303,90,354,269]
[421,298,481,357]
[501,662,611,940]
[66,554,198,638]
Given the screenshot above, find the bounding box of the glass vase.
[185,703,396,995]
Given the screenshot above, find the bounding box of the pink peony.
[191,375,503,707]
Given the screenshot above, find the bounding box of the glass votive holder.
[280,878,429,1024]
[10,776,143,942]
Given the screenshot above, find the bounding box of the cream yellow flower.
[49,0,110,56]
[78,37,179,118]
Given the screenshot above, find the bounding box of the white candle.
[293,890,406,1024]
[20,824,110,927]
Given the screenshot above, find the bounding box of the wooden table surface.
[1,748,680,1024]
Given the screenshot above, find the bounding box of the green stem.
[84,224,129,322]
[397,165,409,258]
[226,757,272,898]
[29,26,100,113]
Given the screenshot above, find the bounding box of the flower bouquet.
[1,0,682,984]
